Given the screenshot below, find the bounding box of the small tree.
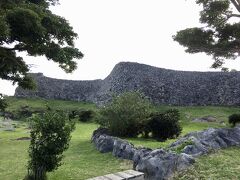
[25,110,75,180]
[97,91,153,137]
[229,113,240,127]
[148,109,182,141]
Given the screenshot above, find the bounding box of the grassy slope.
[5,97,96,112]
[1,97,240,179]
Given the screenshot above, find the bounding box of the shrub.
[0,94,7,112]
[12,106,45,121]
[17,106,32,119]
[68,110,78,120]
[148,109,182,141]
[229,114,240,127]
[25,110,75,180]
[97,91,153,137]
[78,110,94,122]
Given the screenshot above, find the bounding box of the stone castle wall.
[15,62,240,106]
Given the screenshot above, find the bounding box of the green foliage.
[78,110,94,122]
[148,109,182,141]
[0,0,83,89]
[0,94,7,112]
[97,92,153,137]
[228,113,240,127]
[68,109,95,122]
[173,0,240,69]
[26,110,75,179]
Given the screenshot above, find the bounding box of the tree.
[25,110,75,180]
[0,0,83,89]
[97,91,153,137]
[173,0,240,69]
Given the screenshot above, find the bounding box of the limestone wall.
[15,62,240,106]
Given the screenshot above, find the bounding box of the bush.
[78,110,94,122]
[148,109,182,141]
[229,114,240,127]
[25,110,75,180]
[0,94,7,112]
[97,91,153,137]
[12,106,45,121]
[17,106,33,119]
[68,110,78,120]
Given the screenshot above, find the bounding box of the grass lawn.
[0,122,132,180]
[1,97,240,179]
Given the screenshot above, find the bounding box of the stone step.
[87,170,144,180]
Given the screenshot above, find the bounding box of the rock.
[92,126,240,180]
[16,137,31,141]
[132,148,152,169]
[91,128,115,153]
[95,135,116,153]
[136,149,195,180]
[4,127,15,131]
[112,139,136,160]
[192,116,218,123]
[91,128,110,143]
[170,126,240,157]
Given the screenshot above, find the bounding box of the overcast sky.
[1,0,240,95]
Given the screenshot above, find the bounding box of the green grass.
[175,147,240,179]
[1,97,240,179]
[5,97,96,112]
[0,122,132,180]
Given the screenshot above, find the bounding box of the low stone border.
[87,170,144,180]
[92,126,240,180]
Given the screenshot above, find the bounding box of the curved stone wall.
[15,62,240,106]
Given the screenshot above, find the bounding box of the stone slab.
[87,170,144,180]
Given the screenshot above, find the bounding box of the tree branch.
[4,46,25,51]
[237,0,240,6]
[228,13,240,18]
[230,0,240,12]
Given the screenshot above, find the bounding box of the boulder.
[192,116,218,123]
[132,148,152,169]
[170,126,240,157]
[112,139,136,160]
[95,135,116,153]
[136,149,195,180]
